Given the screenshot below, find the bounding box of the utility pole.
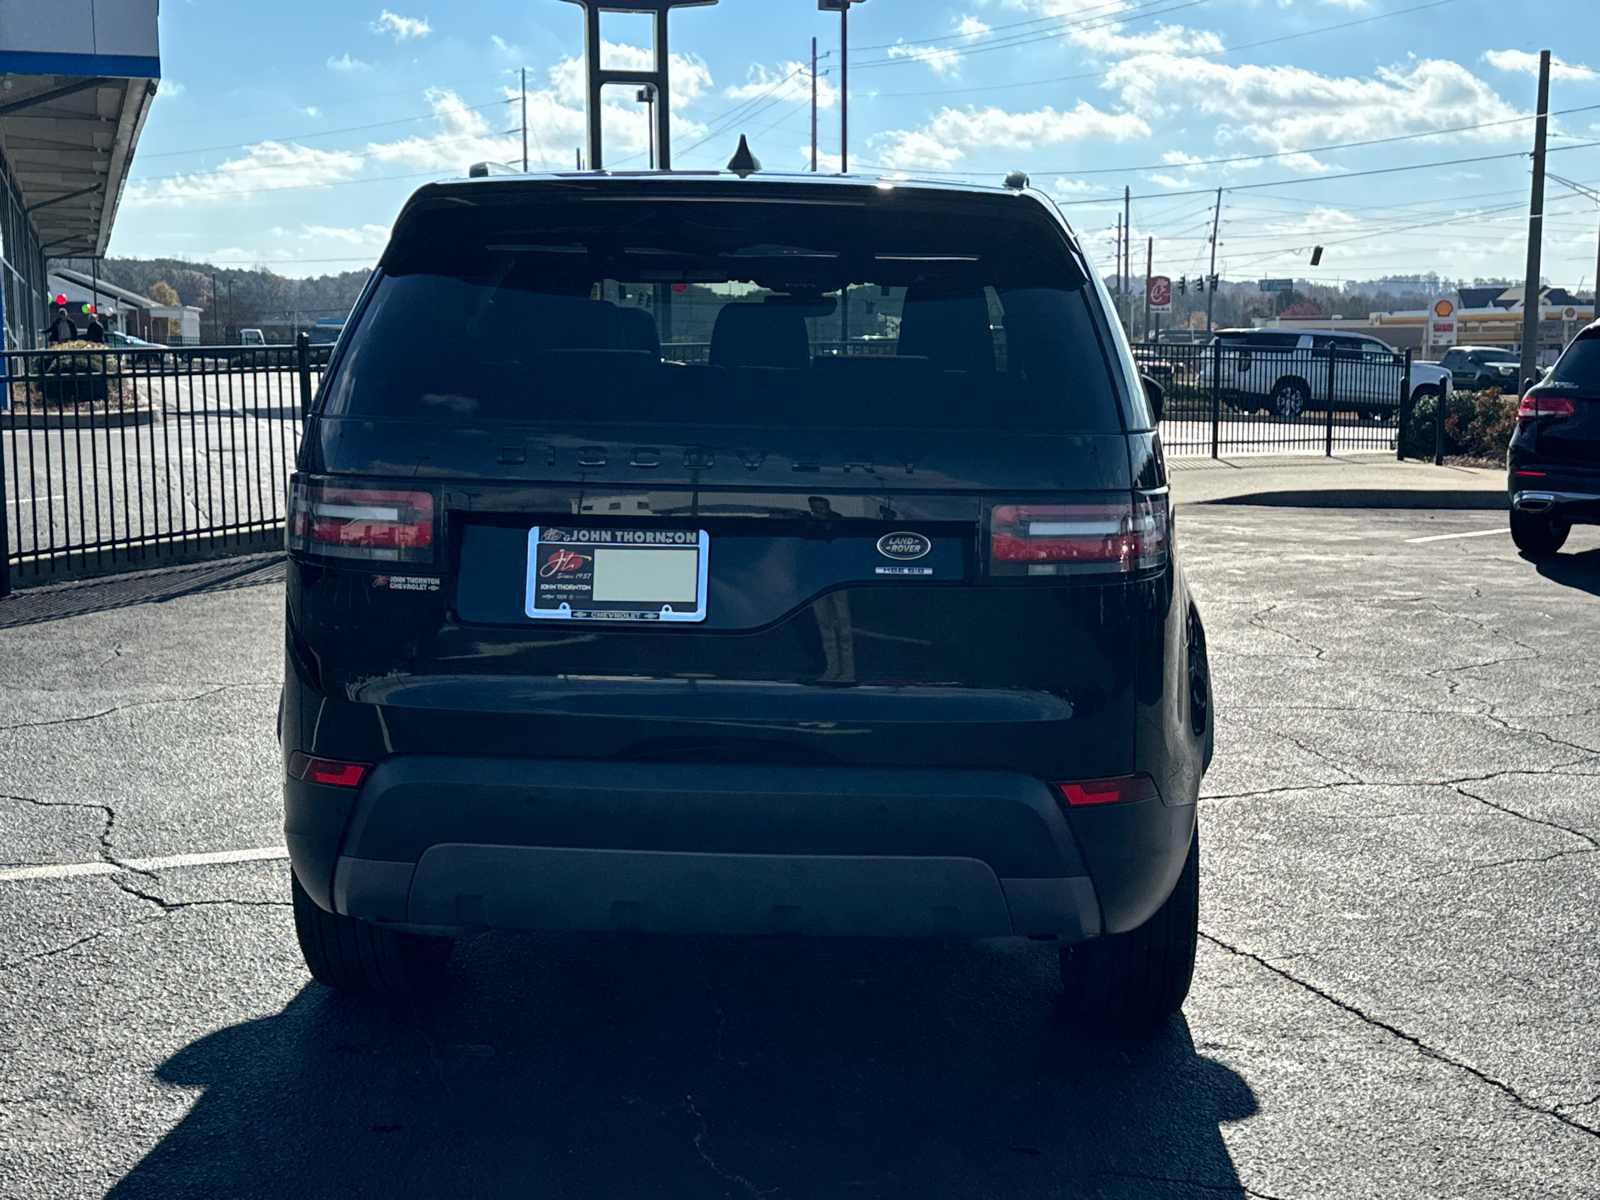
[637,84,656,168]
[810,37,818,171]
[1143,235,1153,343]
[211,272,218,344]
[1205,187,1222,334]
[1123,185,1131,327]
[1519,49,1551,395]
[521,67,528,171]
[1114,215,1123,314]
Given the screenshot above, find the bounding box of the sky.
[115,0,1600,293]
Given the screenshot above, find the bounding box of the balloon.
[54,293,67,305]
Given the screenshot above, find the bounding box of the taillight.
[288,752,370,787]
[1517,392,1576,420]
[989,492,1168,576]
[287,479,434,562]
[1052,773,1162,807]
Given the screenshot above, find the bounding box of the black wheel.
[291,870,454,994]
[1060,830,1199,1032]
[1510,510,1570,556]
[1270,378,1309,420]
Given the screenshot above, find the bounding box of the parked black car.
[1440,345,1519,392]
[282,172,1213,1029]
[1508,321,1600,554]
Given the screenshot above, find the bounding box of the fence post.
[1323,344,1337,457]
[296,332,312,423]
[0,392,10,599]
[1397,349,1411,461]
[1209,339,1221,459]
[1433,373,1447,466]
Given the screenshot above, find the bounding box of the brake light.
[1517,393,1576,419]
[288,752,370,788]
[989,492,1168,576]
[1052,773,1162,807]
[288,480,434,561]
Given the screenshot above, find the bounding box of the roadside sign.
[1259,278,1294,293]
[1429,298,1457,348]
[1147,275,1171,312]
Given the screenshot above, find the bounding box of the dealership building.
[0,0,159,347]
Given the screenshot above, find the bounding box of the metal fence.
[0,338,330,595]
[1,334,1427,596]
[1133,342,1415,458]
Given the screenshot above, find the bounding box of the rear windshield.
[321,188,1124,431]
[1548,336,1600,390]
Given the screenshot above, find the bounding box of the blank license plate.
[524,527,709,622]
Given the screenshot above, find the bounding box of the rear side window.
[1548,337,1600,391]
[322,189,1124,432]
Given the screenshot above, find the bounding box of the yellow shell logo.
[1433,299,1454,318]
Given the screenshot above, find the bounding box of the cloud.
[887,41,963,76]
[327,54,373,71]
[155,80,184,100]
[126,143,364,206]
[373,10,432,41]
[363,88,523,171]
[299,224,392,245]
[1484,50,1594,82]
[491,34,524,58]
[727,61,837,108]
[883,14,997,77]
[1104,57,1526,170]
[1010,0,1221,58]
[561,42,711,103]
[877,103,1151,170]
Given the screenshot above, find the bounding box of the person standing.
[46,305,78,344]
[84,311,105,343]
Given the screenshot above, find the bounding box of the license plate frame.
[524,527,710,622]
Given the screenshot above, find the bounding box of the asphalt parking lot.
[1,495,1597,1198]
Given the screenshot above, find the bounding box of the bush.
[1400,388,1517,464]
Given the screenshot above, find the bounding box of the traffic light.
[1178,276,1187,295]
[1208,274,1219,293]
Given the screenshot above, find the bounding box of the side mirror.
[1141,373,1165,425]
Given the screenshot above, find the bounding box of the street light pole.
[810,36,818,172]
[521,67,528,171]
[820,0,863,174]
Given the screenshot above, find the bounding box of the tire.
[1270,378,1309,420]
[1060,831,1199,1032]
[1510,510,1570,557]
[291,870,454,994]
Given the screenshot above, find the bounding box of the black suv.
[282,173,1213,1028]
[1509,321,1600,554]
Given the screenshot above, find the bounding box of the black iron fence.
[1,334,1433,596]
[0,337,330,595]
[1134,341,1416,458]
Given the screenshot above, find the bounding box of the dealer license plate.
[524,527,709,622]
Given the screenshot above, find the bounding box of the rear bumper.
[288,757,1194,941]
[1510,487,1600,523]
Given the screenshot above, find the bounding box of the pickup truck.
[1207,328,1450,420]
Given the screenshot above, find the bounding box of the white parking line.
[0,845,288,884]
[1404,528,1505,544]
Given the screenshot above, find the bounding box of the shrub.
[1401,388,1517,463]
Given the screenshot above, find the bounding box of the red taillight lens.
[989,493,1168,576]
[1517,392,1576,419]
[1052,773,1162,808]
[288,480,434,561]
[287,752,370,788]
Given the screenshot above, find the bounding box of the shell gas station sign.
[1428,298,1457,348]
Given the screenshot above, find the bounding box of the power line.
[136,100,507,160]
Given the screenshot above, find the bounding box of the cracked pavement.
[0,506,1597,1199]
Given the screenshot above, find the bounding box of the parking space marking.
[0,845,288,884]
[1404,529,1505,544]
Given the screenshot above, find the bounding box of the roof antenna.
[727,134,762,178]
[1003,170,1029,190]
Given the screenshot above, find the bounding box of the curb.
[1193,488,1508,510]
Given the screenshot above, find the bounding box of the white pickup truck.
[1207,328,1451,419]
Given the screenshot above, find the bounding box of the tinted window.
[1246,332,1301,348]
[1549,337,1600,390]
[323,190,1123,432]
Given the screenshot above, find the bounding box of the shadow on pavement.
[0,555,283,628]
[1533,545,1600,596]
[108,932,1256,1199]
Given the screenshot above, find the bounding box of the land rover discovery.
[282,172,1213,1029]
